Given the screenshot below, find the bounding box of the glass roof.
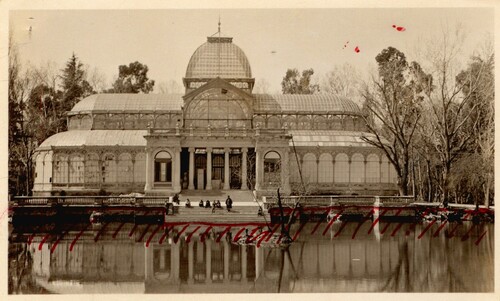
[254,94,362,115]
[38,130,147,149]
[70,94,184,113]
[185,36,252,79]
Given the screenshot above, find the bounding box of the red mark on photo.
[354,46,360,53]
[391,223,403,237]
[200,226,212,242]
[433,221,448,237]
[322,211,343,236]
[38,234,50,251]
[461,224,476,242]
[70,225,90,252]
[27,234,35,246]
[146,225,162,247]
[475,231,487,245]
[185,226,201,243]
[232,227,247,242]
[334,221,349,238]
[293,222,307,241]
[112,222,125,239]
[368,208,388,234]
[418,220,436,239]
[215,226,231,243]
[266,225,280,242]
[392,24,406,32]
[158,227,172,245]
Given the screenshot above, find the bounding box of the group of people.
[182,196,234,213]
[193,196,233,212]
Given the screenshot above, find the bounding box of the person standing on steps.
[225,196,233,212]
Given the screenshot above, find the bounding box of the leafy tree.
[60,53,94,115]
[361,47,432,195]
[109,61,155,93]
[281,68,319,94]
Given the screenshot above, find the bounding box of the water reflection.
[8,221,494,293]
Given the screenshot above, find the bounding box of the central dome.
[185,36,252,79]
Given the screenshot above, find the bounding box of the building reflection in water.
[24,221,493,293]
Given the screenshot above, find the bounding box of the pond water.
[8,219,494,294]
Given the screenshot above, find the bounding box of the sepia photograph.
[3,1,496,297]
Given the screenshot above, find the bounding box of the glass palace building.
[33,34,398,196]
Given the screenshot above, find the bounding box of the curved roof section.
[254,94,362,115]
[70,94,183,114]
[38,130,147,149]
[185,36,252,79]
[289,130,384,147]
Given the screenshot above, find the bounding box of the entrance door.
[195,155,206,190]
[230,154,242,189]
[212,155,224,189]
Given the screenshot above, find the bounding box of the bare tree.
[321,63,362,104]
[419,25,492,204]
[156,79,182,94]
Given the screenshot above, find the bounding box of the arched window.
[81,115,92,129]
[289,155,300,183]
[134,153,146,183]
[297,116,311,130]
[380,156,389,183]
[155,115,170,129]
[282,116,296,129]
[334,153,349,183]
[85,153,100,184]
[314,116,328,130]
[389,162,398,184]
[69,154,84,184]
[267,116,280,129]
[350,153,365,183]
[53,154,68,184]
[366,154,380,183]
[318,153,333,183]
[102,153,116,183]
[302,153,317,183]
[264,151,281,186]
[118,153,133,183]
[155,151,172,183]
[253,116,265,129]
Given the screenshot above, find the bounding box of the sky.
[9,8,494,94]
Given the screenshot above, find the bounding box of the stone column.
[205,239,212,283]
[255,246,264,279]
[281,149,291,194]
[224,148,230,190]
[188,148,195,190]
[172,242,180,283]
[206,148,212,190]
[144,244,154,282]
[223,240,230,283]
[188,241,194,284]
[241,245,248,283]
[173,148,181,192]
[364,158,367,184]
[241,148,248,190]
[144,147,152,191]
[255,149,262,191]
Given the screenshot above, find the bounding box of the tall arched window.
[389,162,398,184]
[69,154,84,184]
[380,156,389,183]
[134,153,146,183]
[118,153,133,183]
[264,151,281,186]
[85,153,100,184]
[334,153,349,183]
[366,154,380,183]
[350,153,365,183]
[289,154,300,183]
[302,153,317,183]
[267,116,280,129]
[318,153,333,183]
[53,154,68,184]
[102,153,116,183]
[155,151,172,183]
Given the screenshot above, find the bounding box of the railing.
[12,196,170,207]
[147,127,288,138]
[263,195,415,208]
